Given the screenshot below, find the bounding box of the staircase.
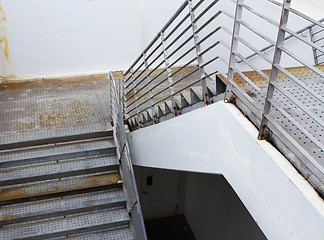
[0,76,146,239]
[0,130,139,239]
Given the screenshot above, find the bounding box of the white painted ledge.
[127,101,324,240]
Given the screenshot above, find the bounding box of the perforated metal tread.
[0,155,119,186]
[0,173,122,203]
[0,207,130,240]
[53,227,134,240]
[0,189,126,225]
[0,137,114,160]
[0,137,115,167]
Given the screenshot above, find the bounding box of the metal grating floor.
[0,76,112,145]
[224,65,324,191]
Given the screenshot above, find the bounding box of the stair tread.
[0,208,130,240]
[53,227,134,240]
[0,173,122,202]
[0,124,113,148]
[0,138,115,163]
[0,155,118,183]
[0,189,126,223]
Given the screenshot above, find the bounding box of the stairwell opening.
[134,166,267,240]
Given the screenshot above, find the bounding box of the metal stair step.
[0,189,126,227]
[0,173,122,206]
[0,138,115,169]
[0,130,113,151]
[0,155,119,187]
[0,207,130,240]
[53,227,134,240]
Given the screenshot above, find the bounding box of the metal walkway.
[0,77,146,239]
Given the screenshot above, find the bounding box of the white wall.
[0,0,183,79]
[0,0,322,80]
[127,101,324,240]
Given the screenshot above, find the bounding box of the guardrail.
[122,0,324,196]
[123,0,229,128]
[109,72,147,240]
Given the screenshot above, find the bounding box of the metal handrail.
[109,72,147,239]
[122,0,324,196]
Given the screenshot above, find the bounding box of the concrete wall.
[184,172,266,240]
[127,101,324,240]
[0,0,322,80]
[0,0,183,80]
[133,166,184,219]
[133,165,266,239]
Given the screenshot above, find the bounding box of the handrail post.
[188,0,209,105]
[161,31,178,117]
[309,27,319,65]
[143,52,156,123]
[225,0,243,103]
[258,0,291,140]
[130,70,141,127]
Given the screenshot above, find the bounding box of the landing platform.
[0,75,112,145]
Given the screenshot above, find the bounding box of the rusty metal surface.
[0,77,111,144]
[0,173,121,202]
[0,76,138,239]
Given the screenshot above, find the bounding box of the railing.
[123,0,230,128]
[225,0,324,195]
[122,0,324,196]
[109,73,147,240]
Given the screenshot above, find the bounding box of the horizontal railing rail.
[225,0,324,195]
[109,72,147,240]
[122,0,323,196]
[123,0,229,127]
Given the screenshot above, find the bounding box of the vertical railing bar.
[225,0,243,103]
[130,70,141,127]
[143,53,156,123]
[161,31,177,117]
[309,27,319,65]
[258,0,291,140]
[188,0,209,105]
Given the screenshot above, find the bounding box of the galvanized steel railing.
[123,0,228,127]
[225,0,324,195]
[122,0,324,196]
[109,73,147,240]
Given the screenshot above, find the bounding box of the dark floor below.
[145,214,195,240]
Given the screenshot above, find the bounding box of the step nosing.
[0,147,117,168]
[0,201,127,227]
[0,130,114,151]
[0,165,120,187]
[15,220,131,240]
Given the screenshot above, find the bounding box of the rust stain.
[85,200,94,206]
[0,73,109,89]
[217,65,324,86]
[2,214,22,221]
[0,6,11,63]
[38,98,97,129]
[0,173,121,201]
